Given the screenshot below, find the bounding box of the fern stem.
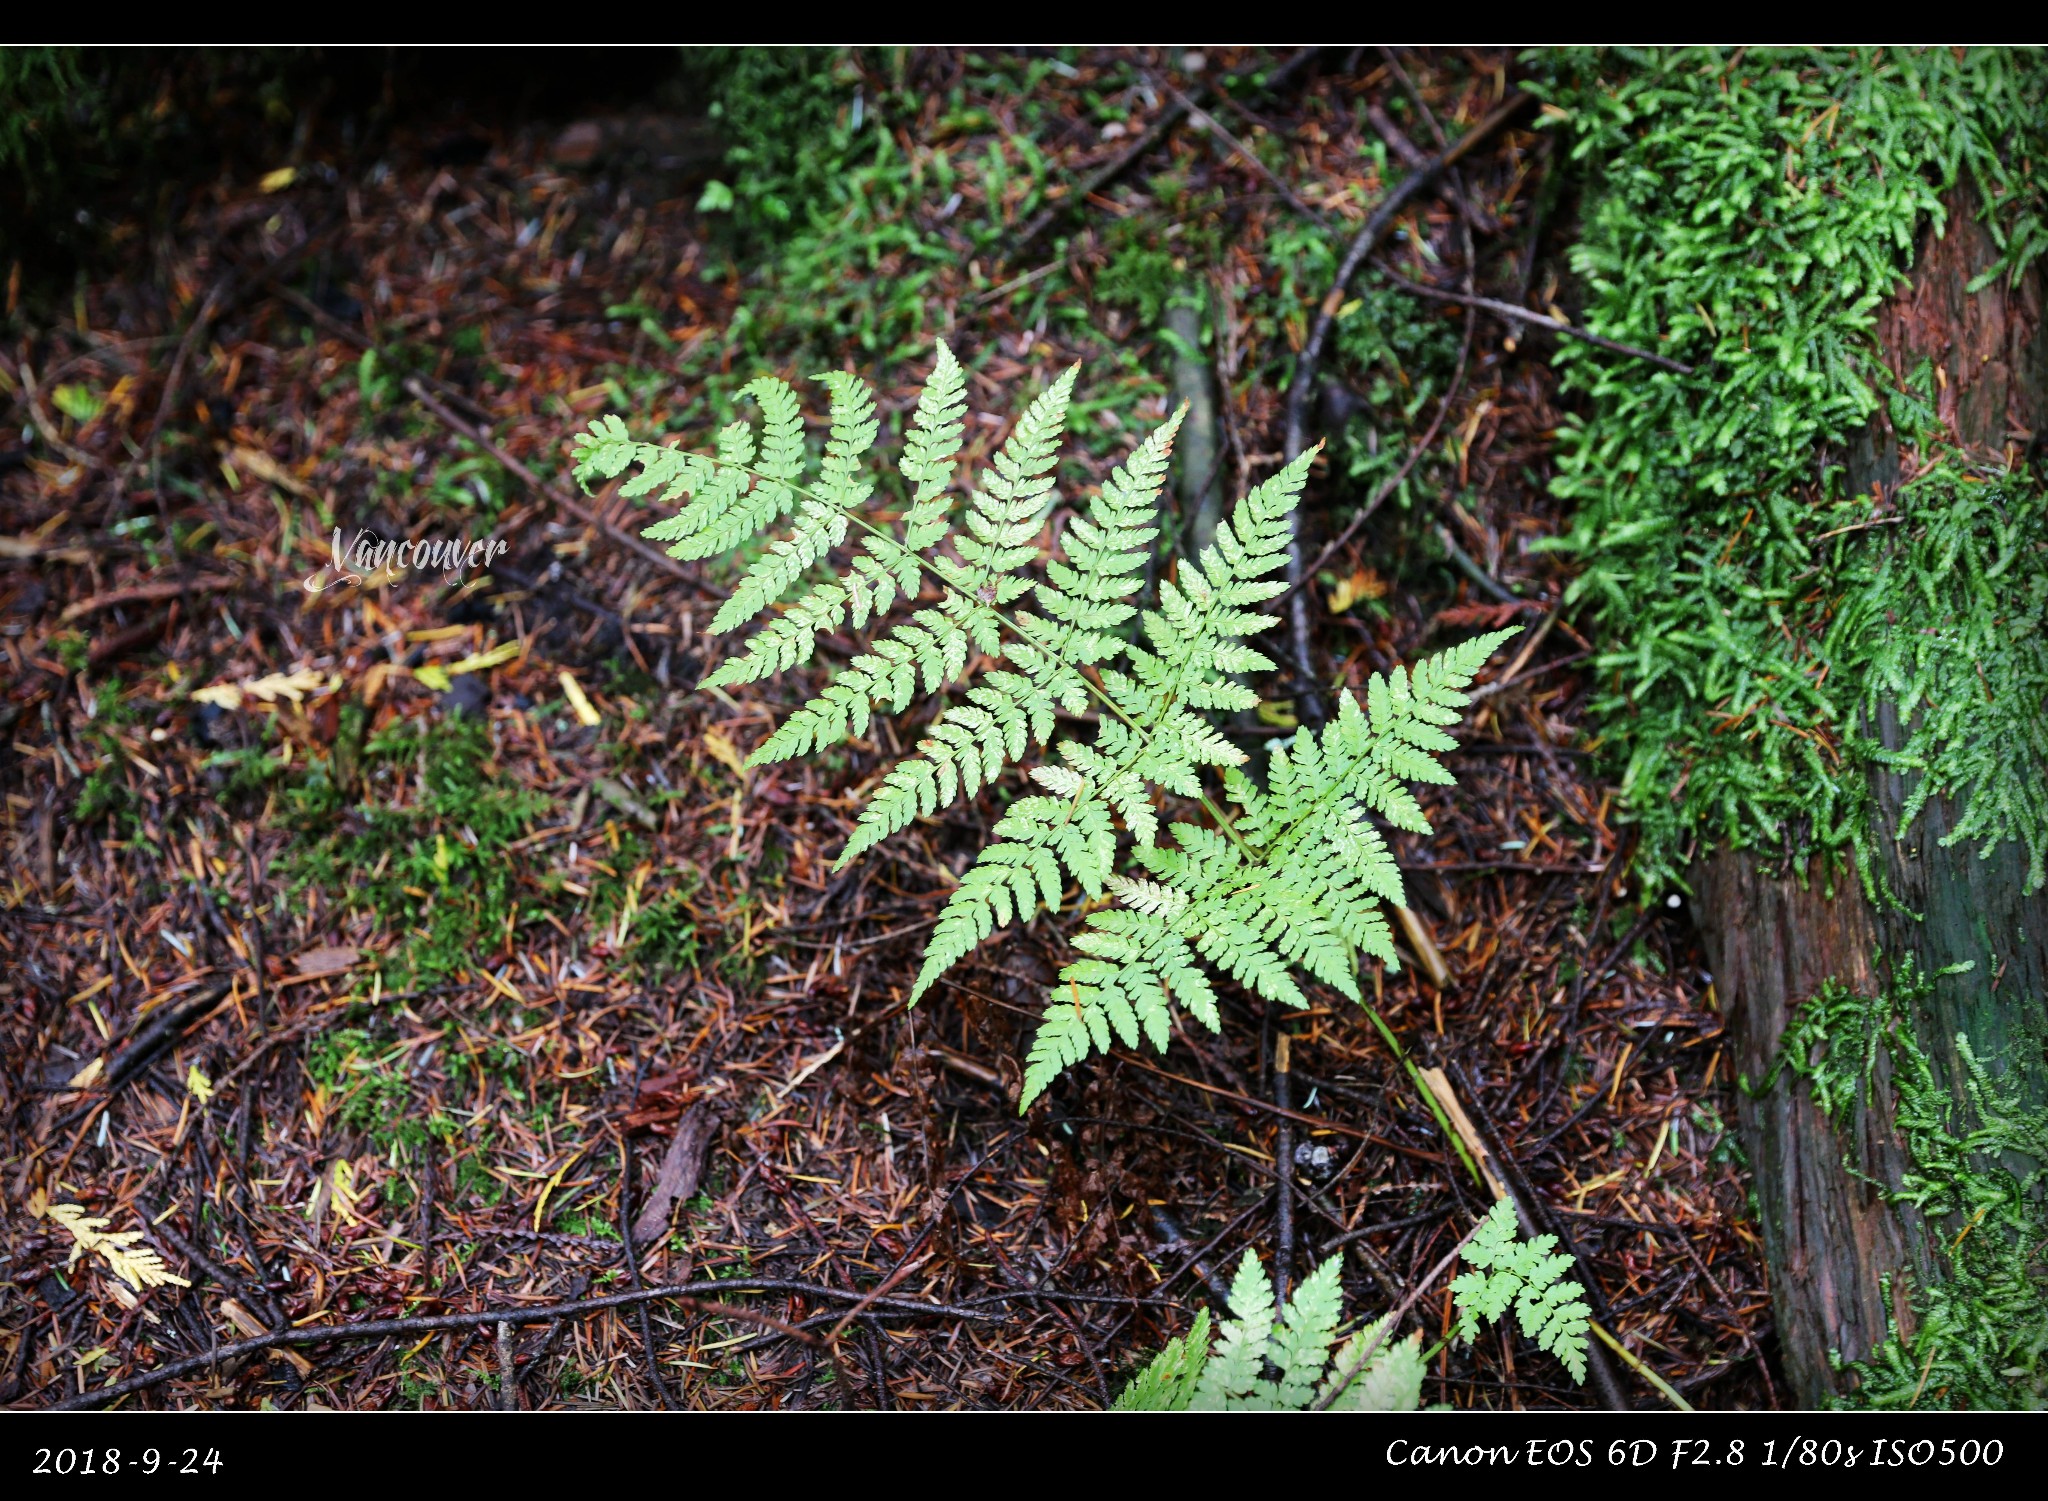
[1361,1003,1486,1186]
[1589,1319,1695,1411]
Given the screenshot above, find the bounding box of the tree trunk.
[1696,184,2048,1406]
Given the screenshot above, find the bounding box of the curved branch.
[1280,90,1535,726]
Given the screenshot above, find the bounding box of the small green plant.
[282,715,549,985]
[71,690,148,832]
[1114,1202,1589,1410]
[571,345,1512,1105]
[1449,1199,1592,1383]
[305,1027,426,1152]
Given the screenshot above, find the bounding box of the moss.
[1531,48,2048,897]
[306,1025,420,1151]
[1759,959,2048,1408]
[71,688,148,831]
[282,715,551,987]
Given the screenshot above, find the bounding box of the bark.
[1696,184,2048,1404]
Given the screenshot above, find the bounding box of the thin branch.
[1380,272,1696,375]
[1282,91,1536,727]
[399,377,713,592]
[46,1278,1000,1410]
[1012,48,1324,258]
[1164,81,1329,226]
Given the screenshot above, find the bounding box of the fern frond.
[1267,1253,1347,1409]
[710,371,880,635]
[943,363,1078,601]
[1114,1210,1587,1412]
[1450,1200,1592,1383]
[909,788,1115,1002]
[839,398,1187,891]
[1192,1249,1279,1409]
[1185,1250,1350,1411]
[1317,1318,1428,1412]
[586,352,1513,1112]
[896,341,969,538]
[573,374,807,566]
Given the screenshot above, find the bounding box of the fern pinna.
[571,345,1513,1108]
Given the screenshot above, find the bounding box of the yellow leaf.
[260,166,297,193]
[413,664,452,691]
[703,727,747,776]
[48,1203,190,1290]
[559,670,601,726]
[1326,567,1388,614]
[68,1056,104,1090]
[228,444,316,500]
[191,667,327,712]
[447,639,521,676]
[328,1159,363,1226]
[1256,700,1299,729]
[185,1065,215,1104]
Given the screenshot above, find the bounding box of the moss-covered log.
[1699,188,2048,1406]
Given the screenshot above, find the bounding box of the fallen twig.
[1012,48,1324,257]
[400,377,712,594]
[45,1278,999,1410]
[1380,271,1696,375]
[1281,90,1536,726]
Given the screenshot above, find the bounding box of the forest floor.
[1,49,1776,1409]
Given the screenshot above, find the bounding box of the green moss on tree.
[1758,959,2048,1408]
[1533,48,2048,895]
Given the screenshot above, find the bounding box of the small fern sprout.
[1113,1248,1427,1412]
[1114,1208,1592,1411]
[1450,1200,1591,1382]
[570,345,1514,1104]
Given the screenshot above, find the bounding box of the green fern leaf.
[584,353,1514,1111]
[1111,1309,1210,1411]
[1450,1200,1591,1383]
[1268,1254,1346,1409]
[711,372,880,635]
[1191,1249,1278,1409]
[1318,1318,1429,1412]
[1113,1209,1588,1413]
